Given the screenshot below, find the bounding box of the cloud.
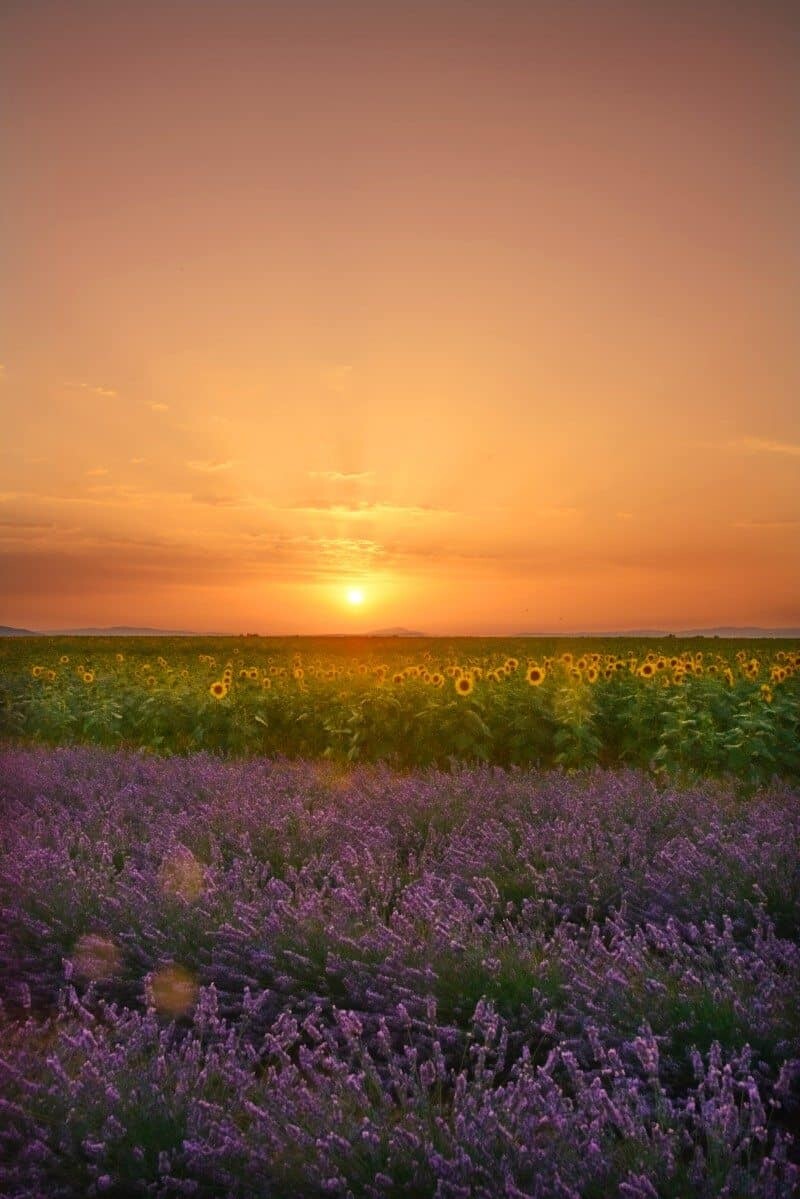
[289,501,455,518]
[64,381,117,399]
[190,492,242,507]
[730,437,800,458]
[186,459,235,473]
[85,467,109,477]
[130,457,146,465]
[149,402,169,413]
[308,470,375,482]
[732,518,800,529]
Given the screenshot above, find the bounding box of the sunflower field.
[1,636,798,782]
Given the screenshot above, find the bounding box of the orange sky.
[1,0,798,633]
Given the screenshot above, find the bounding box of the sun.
[346,586,365,606]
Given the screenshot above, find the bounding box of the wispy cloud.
[289,501,455,519]
[186,459,235,473]
[308,470,375,482]
[148,402,169,413]
[85,467,109,477]
[64,381,117,399]
[732,518,800,529]
[729,437,800,458]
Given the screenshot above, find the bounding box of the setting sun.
[346,587,365,607]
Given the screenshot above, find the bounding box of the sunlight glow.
[346,587,365,606]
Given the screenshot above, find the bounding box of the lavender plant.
[1,748,798,1196]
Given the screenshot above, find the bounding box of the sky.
[1,0,798,634]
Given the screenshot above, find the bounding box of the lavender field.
[1,747,799,1196]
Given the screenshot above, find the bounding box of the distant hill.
[0,625,201,637]
[514,627,800,639]
[48,626,202,636]
[679,627,800,638]
[367,627,427,637]
[2,624,797,640]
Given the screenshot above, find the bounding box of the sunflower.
[455,674,474,696]
[760,685,773,703]
[586,666,599,683]
[248,667,259,681]
[31,665,43,677]
[146,675,157,687]
[115,653,124,663]
[260,676,272,689]
[431,672,445,687]
[45,669,56,682]
[292,667,304,681]
[525,664,545,686]
[59,655,70,665]
[505,658,519,672]
[209,681,228,699]
[392,673,404,685]
[83,671,95,684]
[639,662,655,678]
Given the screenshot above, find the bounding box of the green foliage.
[1,635,798,780]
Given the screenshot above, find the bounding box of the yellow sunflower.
[525,664,545,686]
[83,671,95,684]
[455,674,474,696]
[209,681,228,699]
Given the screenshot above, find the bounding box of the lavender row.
[1,747,799,1195]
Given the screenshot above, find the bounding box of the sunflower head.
[209,680,228,699]
[525,665,545,686]
[59,655,70,665]
[639,662,655,678]
[83,671,95,684]
[455,674,474,696]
